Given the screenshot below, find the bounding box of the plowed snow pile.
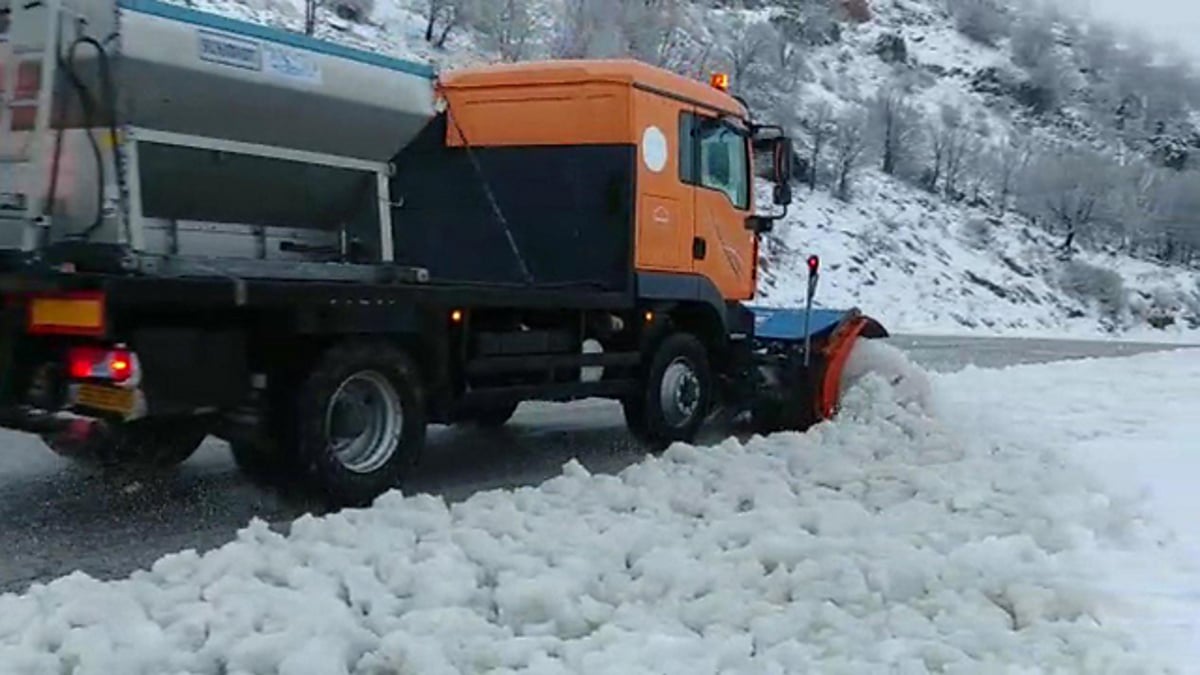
[1,346,1197,674]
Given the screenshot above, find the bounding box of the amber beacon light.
[710,72,730,92]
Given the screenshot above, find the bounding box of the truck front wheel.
[623,332,713,450]
[296,341,427,507]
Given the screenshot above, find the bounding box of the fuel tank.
[9,0,438,162]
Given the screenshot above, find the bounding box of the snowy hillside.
[759,173,1200,340]
[176,0,1199,341]
[746,0,1200,340]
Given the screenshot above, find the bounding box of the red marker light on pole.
[802,254,821,367]
[807,255,821,275]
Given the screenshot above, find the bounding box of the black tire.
[624,332,713,449]
[47,417,210,470]
[229,437,301,488]
[463,403,519,428]
[294,340,427,507]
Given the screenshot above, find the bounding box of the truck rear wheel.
[624,332,713,449]
[229,436,301,488]
[295,341,426,507]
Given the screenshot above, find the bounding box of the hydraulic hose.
[58,35,122,243]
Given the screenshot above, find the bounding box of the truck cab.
[425,59,790,304]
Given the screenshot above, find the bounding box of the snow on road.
[936,349,1200,668]
[0,347,1197,674]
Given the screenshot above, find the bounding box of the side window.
[678,112,750,210]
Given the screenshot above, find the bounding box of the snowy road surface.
[0,335,1195,672]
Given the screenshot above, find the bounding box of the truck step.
[458,380,634,408]
[465,352,640,377]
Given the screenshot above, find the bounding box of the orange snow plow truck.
[0,0,887,506]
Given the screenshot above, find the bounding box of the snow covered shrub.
[330,0,373,22]
[948,0,1009,46]
[1059,260,1127,325]
[840,0,872,23]
[961,217,995,250]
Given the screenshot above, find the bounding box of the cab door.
[685,112,756,301]
[633,93,693,273]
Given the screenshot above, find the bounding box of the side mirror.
[772,137,794,185]
[773,182,792,206]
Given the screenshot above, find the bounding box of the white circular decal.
[642,126,668,173]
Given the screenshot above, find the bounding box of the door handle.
[692,237,707,260]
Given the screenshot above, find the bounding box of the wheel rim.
[324,370,403,474]
[659,356,701,428]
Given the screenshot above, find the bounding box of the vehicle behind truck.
[0,0,887,506]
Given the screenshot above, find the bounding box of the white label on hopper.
[197,30,262,71]
[263,44,322,85]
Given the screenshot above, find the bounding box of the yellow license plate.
[74,384,136,415]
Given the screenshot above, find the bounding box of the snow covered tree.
[552,0,686,67]
[471,0,532,62]
[869,85,921,179]
[832,106,869,201]
[925,104,968,195]
[1010,13,1055,71]
[425,0,470,48]
[1018,145,1122,253]
[805,100,835,191]
[771,0,841,47]
[994,133,1030,215]
[719,16,780,85]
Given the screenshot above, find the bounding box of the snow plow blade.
[746,306,889,434]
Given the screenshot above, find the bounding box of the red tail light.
[67,346,135,383]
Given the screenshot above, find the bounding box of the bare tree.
[1019,146,1121,253]
[963,135,991,204]
[942,116,971,200]
[807,100,835,191]
[472,0,532,62]
[721,16,780,85]
[994,133,1029,215]
[868,85,921,178]
[925,104,966,194]
[832,107,869,202]
[425,0,469,48]
[620,0,686,67]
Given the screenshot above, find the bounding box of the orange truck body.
[437,59,758,302]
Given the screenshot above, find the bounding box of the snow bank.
[2,352,1190,673]
[935,348,1200,665]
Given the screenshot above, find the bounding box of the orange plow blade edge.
[814,313,887,422]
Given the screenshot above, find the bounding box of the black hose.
[58,36,122,243]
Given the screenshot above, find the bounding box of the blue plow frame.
[747,306,855,343]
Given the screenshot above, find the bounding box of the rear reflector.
[28,292,106,337]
